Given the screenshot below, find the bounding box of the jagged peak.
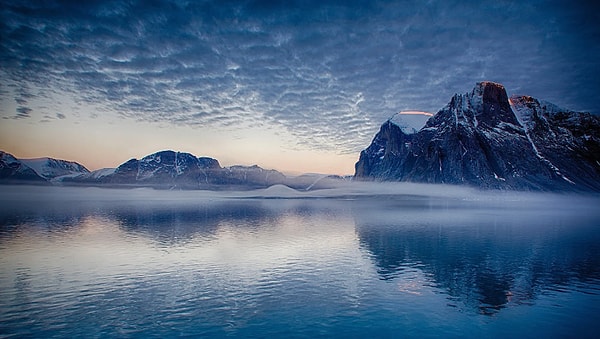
[475,81,506,92]
[136,150,218,163]
[443,82,509,110]
[471,81,509,106]
[447,81,514,127]
[116,150,222,173]
[509,94,573,116]
[0,150,19,164]
[510,94,538,105]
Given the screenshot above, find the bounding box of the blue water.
[1,186,599,338]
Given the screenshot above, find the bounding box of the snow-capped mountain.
[1,151,89,183]
[1,149,342,190]
[86,168,116,180]
[106,150,222,187]
[0,151,47,183]
[67,150,289,190]
[21,157,89,181]
[355,81,600,191]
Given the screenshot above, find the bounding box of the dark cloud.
[15,106,32,118]
[1,0,599,153]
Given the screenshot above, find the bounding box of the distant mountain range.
[0,150,343,190]
[355,81,600,192]
[2,81,598,192]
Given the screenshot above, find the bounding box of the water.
[1,186,599,338]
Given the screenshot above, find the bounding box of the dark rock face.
[510,95,600,191]
[355,82,600,191]
[354,120,415,179]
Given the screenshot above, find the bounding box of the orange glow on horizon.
[399,110,434,116]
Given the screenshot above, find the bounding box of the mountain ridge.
[354,81,600,192]
[0,151,49,183]
[1,150,344,191]
[21,157,90,181]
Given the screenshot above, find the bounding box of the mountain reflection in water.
[1,186,599,337]
[353,197,600,315]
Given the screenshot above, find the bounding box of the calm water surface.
[1,186,599,338]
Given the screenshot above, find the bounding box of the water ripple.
[1,193,600,337]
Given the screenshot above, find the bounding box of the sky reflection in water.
[1,186,599,337]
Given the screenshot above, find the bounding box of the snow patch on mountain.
[21,157,89,180]
[89,168,116,179]
[0,151,47,182]
[0,152,20,165]
[389,111,432,134]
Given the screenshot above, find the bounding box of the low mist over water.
[1,185,599,337]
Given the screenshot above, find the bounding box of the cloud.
[15,106,32,119]
[1,0,599,153]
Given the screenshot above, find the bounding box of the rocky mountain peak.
[355,82,600,192]
[474,81,508,104]
[470,81,515,127]
[426,81,516,130]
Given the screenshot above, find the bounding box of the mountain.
[0,151,47,183]
[21,157,90,181]
[1,149,343,190]
[67,150,289,190]
[1,151,89,183]
[355,81,600,192]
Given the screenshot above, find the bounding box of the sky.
[1,0,599,175]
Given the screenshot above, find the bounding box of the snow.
[452,105,459,127]
[50,173,85,182]
[142,153,163,164]
[439,86,487,129]
[459,140,468,157]
[539,99,569,115]
[257,184,303,197]
[561,175,575,185]
[21,157,88,179]
[0,152,21,165]
[389,111,432,134]
[90,168,116,179]
[305,174,328,191]
[469,83,484,114]
[510,98,545,157]
[137,167,161,181]
[493,172,506,181]
[20,158,50,178]
[175,153,184,175]
[510,97,575,185]
[510,96,536,132]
